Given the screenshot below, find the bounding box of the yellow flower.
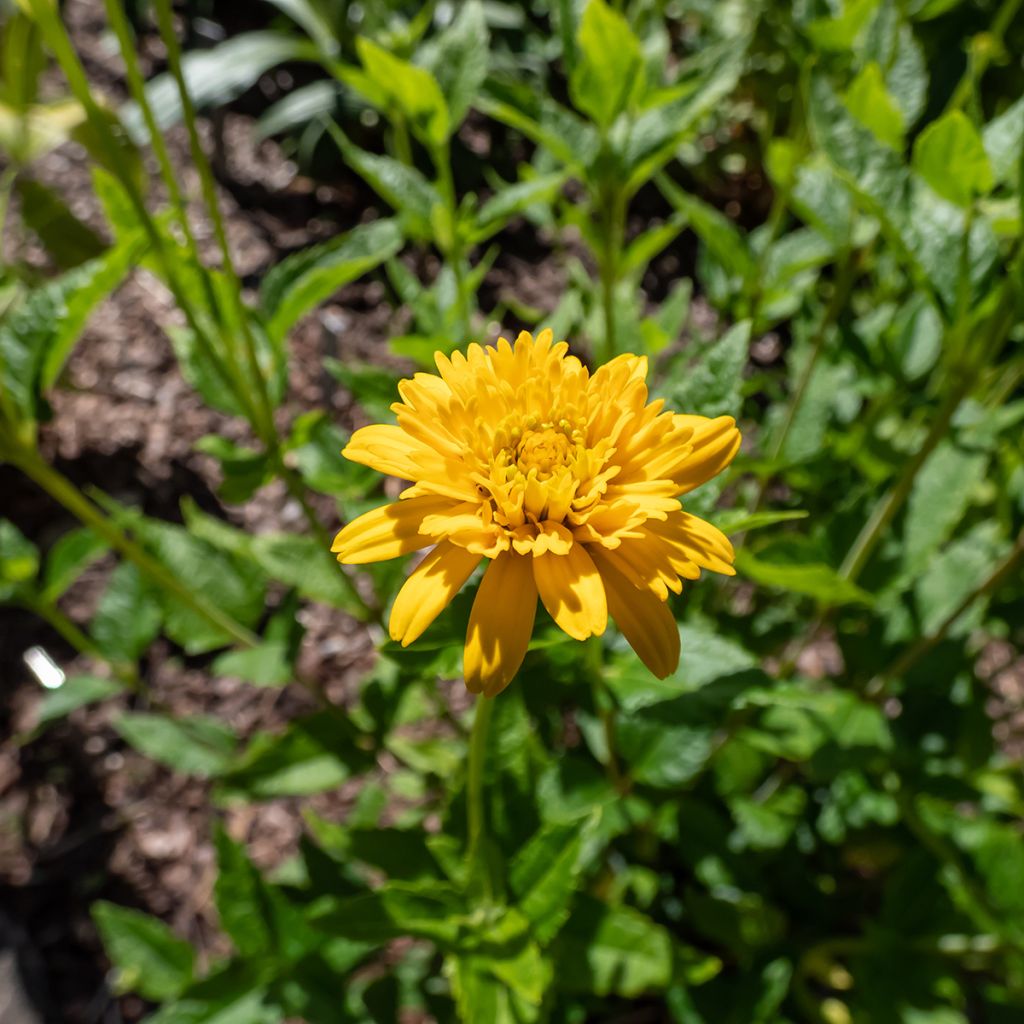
[333,329,740,696]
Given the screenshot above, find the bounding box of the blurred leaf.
[218,712,371,800]
[36,674,124,728]
[146,966,276,1024]
[324,358,399,424]
[736,551,874,606]
[91,562,163,663]
[844,62,905,150]
[553,896,672,997]
[40,527,108,602]
[261,218,402,342]
[470,172,568,244]
[661,320,751,420]
[250,533,362,612]
[569,0,645,129]
[510,819,593,945]
[126,32,312,139]
[261,0,338,57]
[352,37,449,148]
[139,520,266,654]
[423,0,489,128]
[0,240,142,423]
[912,110,994,208]
[712,509,809,534]
[324,122,440,240]
[115,713,238,778]
[14,177,105,269]
[92,901,195,1001]
[213,641,291,687]
[195,436,272,504]
[982,95,1024,187]
[903,441,986,576]
[0,519,39,599]
[806,0,878,50]
[213,826,275,958]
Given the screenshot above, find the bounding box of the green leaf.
[353,36,449,148]
[623,39,747,195]
[982,95,1024,187]
[92,901,194,1001]
[569,0,645,129]
[213,641,291,687]
[553,896,672,997]
[40,527,108,602]
[323,121,440,240]
[249,533,360,612]
[36,674,124,728]
[310,882,466,945]
[660,320,751,420]
[146,967,276,1024]
[712,510,809,535]
[915,521,1004,635]
[423,0,489,128]
[0,242,142,423]
[126,32,312,139]
[509,820,593,945]
[805,0,879,50]
[194,436,272,504]
[844,62,905,150]
[903,441,986,576]
[15,177,106,269]
[218,712,371,800]
[735,551,874,606]
[729,788,807,851]
[912,110,994,208]
[470,172,568,244]
[658,177,756,285]
[137,519,266,654]
[0,519,39,598]
[115,713,238,778]
[261,218,403,342]
[212,826,275,958]
[91,562,163,662]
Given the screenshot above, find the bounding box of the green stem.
[944,0,1024,115]
[466,693,495,898]
[10,443,258,649]
[434,142,470,335]
[749,251,858,523]
[152,0,278,446]
[597,187,625,364]
[587,637,627,793]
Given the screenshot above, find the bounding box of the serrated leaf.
[91,562,163,662]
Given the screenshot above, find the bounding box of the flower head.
[333,329,740,696]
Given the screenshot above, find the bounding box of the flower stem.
[466,693,495,898]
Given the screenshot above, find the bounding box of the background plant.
[1,0,1023,1022]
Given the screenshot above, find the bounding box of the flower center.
[515,427,573,480]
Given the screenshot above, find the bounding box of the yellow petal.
[342,424,427,480]
[464,551,537,697]
[671,415,742,494]
[591,550,680,679]
[389,541,481,647]
[331,495,451,564]
[533,543,607,642]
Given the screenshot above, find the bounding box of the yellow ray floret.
[333,329,741,695]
